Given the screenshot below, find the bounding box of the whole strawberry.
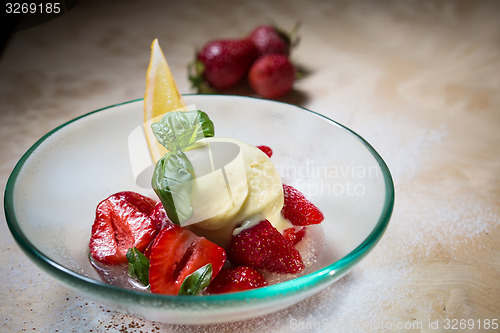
[282,184,324,226]
[247,25,291,56]
[248,54,295,99]
[229,219,304,274]
[193,39,258,90]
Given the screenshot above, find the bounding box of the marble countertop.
[1,0,499,332]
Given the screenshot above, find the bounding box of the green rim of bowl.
[4,95,394,305]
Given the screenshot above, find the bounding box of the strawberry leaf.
[178,263,212,296]
[126,247,150,286]
[188,60,218,94]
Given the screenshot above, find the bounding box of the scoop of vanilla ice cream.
[183,137,291,248]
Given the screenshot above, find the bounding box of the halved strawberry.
[149,224,226,295]
[149,201,174,230]
[89,191,158,265]
[228,219,304,274]
[206,266,267,294]
[142,203,172,259]
[283,227,306,246]
[282,184,324,226]
[257,145,273,158]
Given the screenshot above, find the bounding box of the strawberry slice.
[149,224,226,295]
[89,191,158,265]
[282,184,324,226]
[256,145,273,158]
[206,266,267,294]
[283,227,306,246]
[228,219,304,274]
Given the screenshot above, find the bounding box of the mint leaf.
[151,151,194,225]
[150,110,215,226]
[126,247,149,286]
[196,110,215,140]
[151,110,215,152]
[178,264,212,296]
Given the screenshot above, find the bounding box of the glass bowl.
[4,95,394,324]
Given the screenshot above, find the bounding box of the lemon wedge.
[144,39,187,163]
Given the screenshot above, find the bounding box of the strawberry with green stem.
[190,39,258,92]
[247,23,301,57]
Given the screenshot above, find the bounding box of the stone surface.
[1,0,499,332]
